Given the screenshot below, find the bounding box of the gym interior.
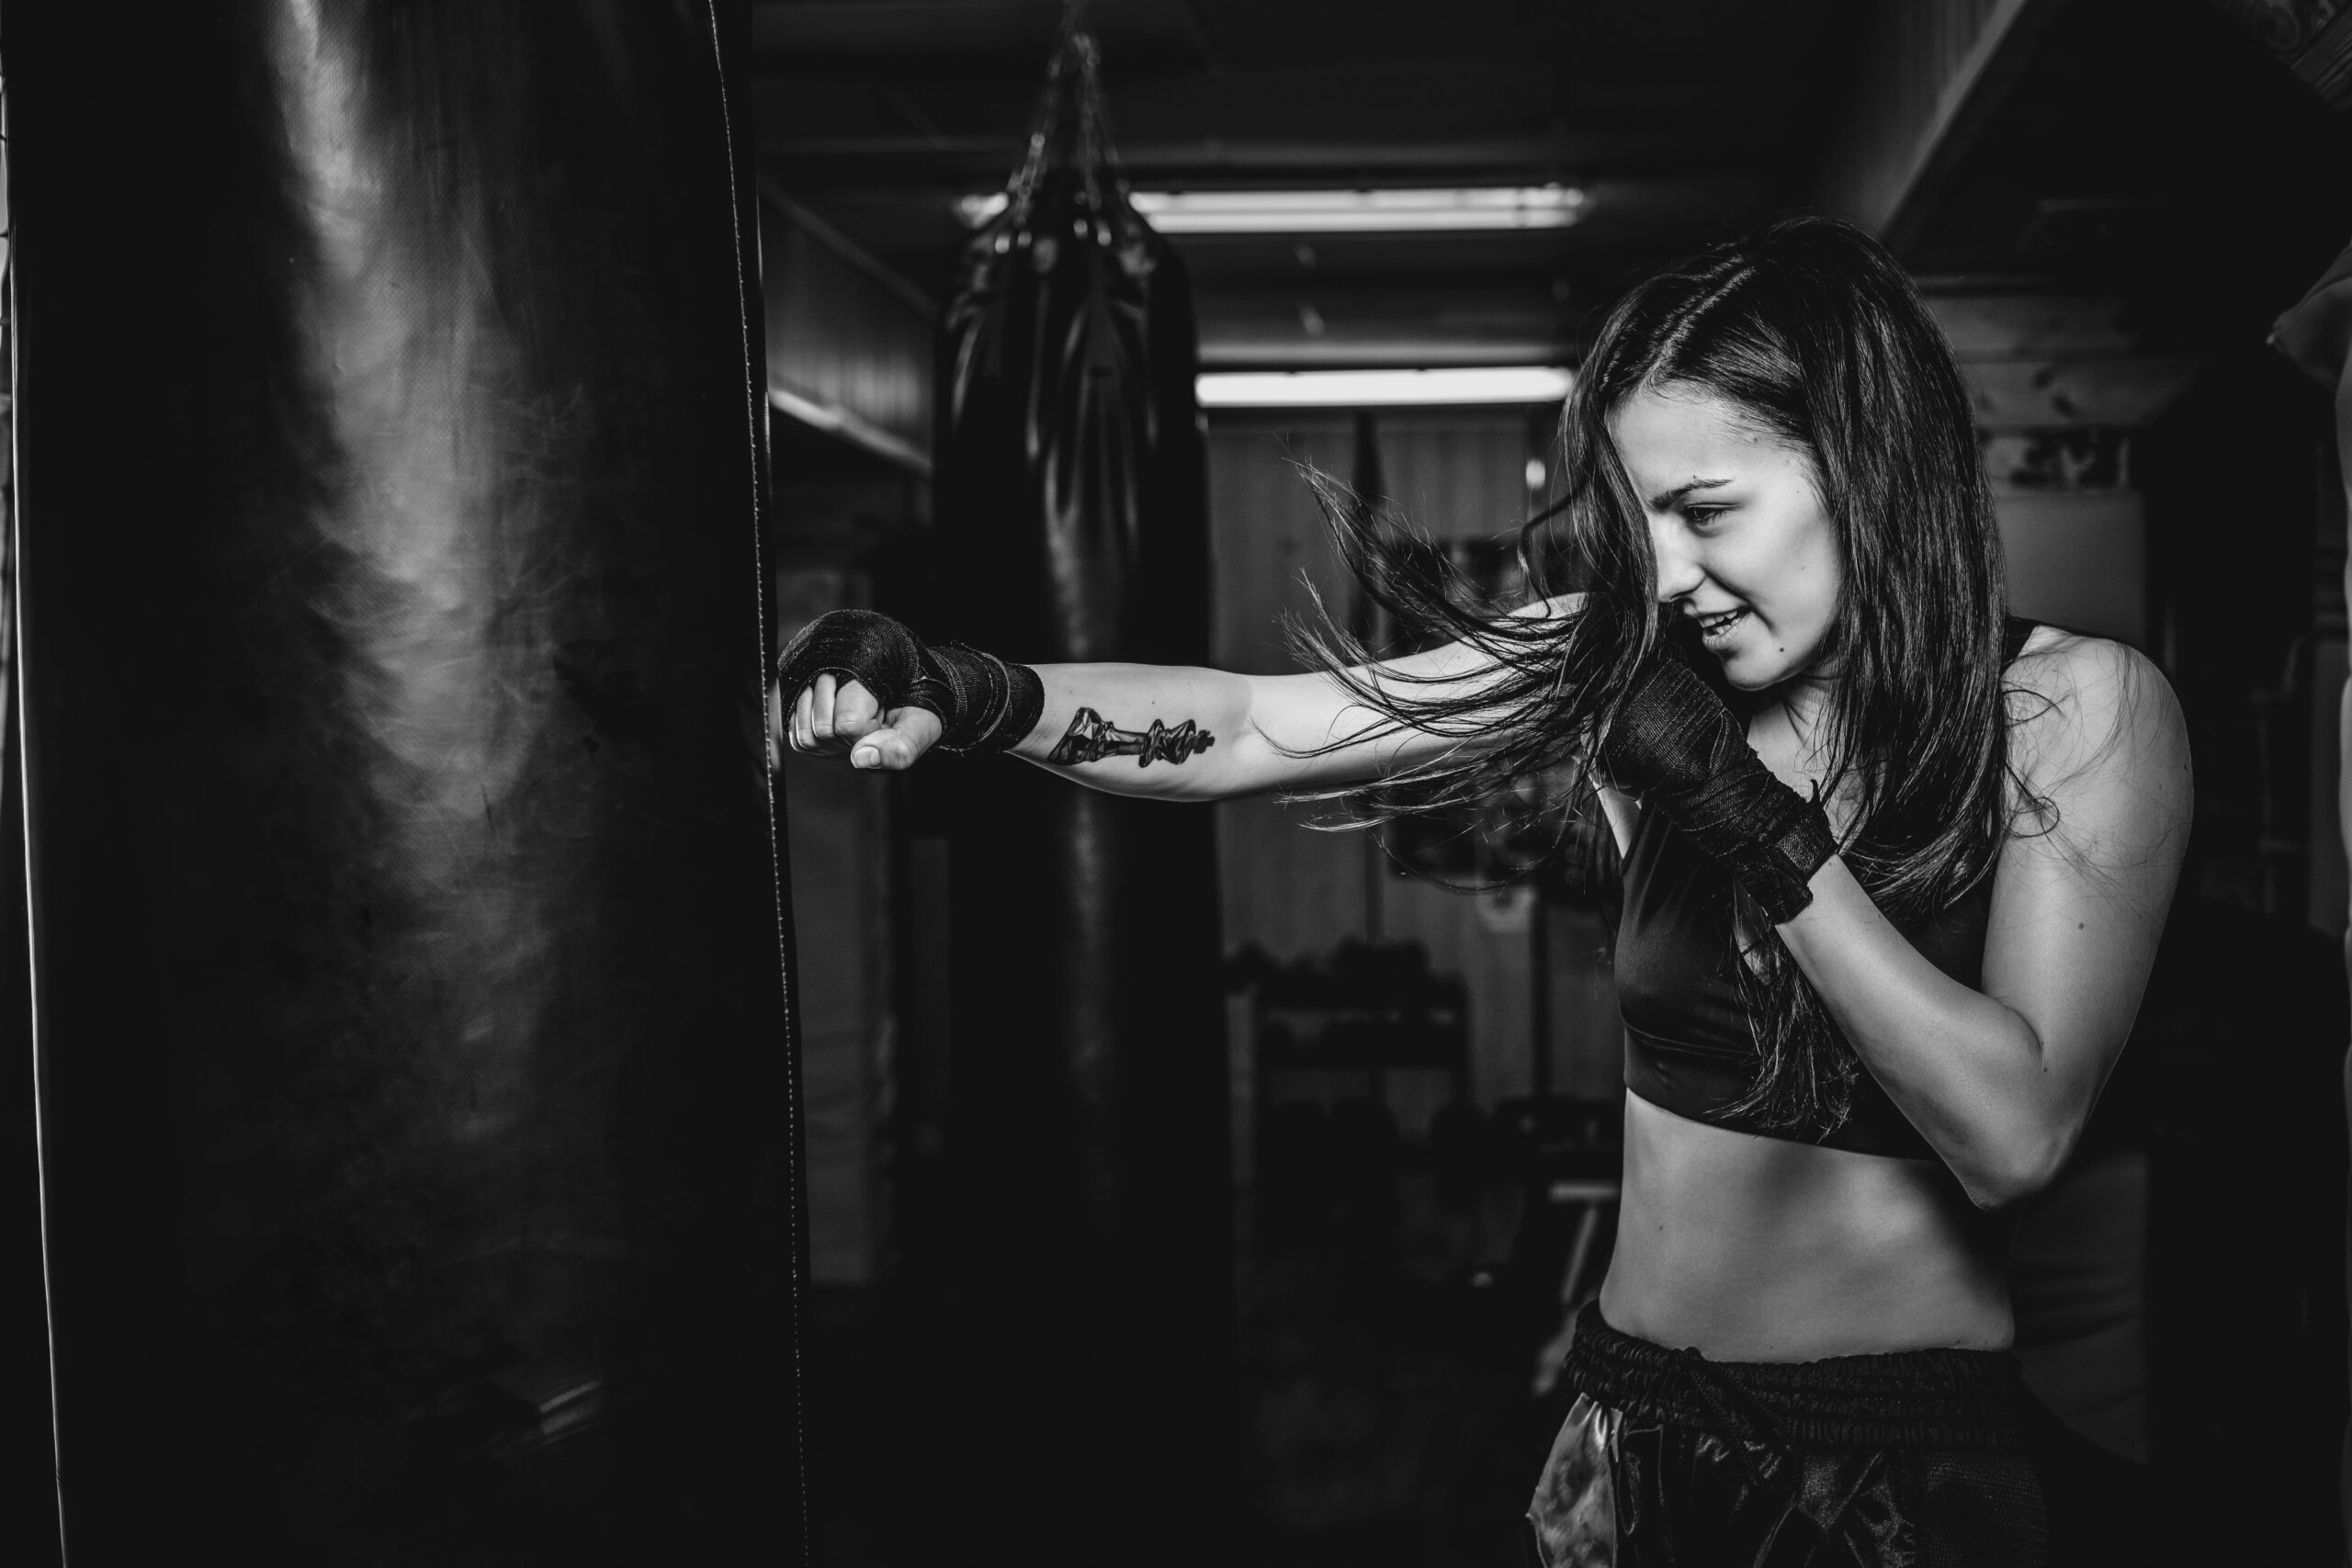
[7,1,2352,1563]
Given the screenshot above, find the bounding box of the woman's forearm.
[1775,858,2078,1208]
[1004,662,1283,802]
[1005,660,1449,801]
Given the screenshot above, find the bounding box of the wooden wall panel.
[1205,409,1624,1125]
[1207,417,1359,679]
[759,191,935,473]
[1207,416,1369,964]
[1372,415,1546,1105]
[1375,413,1541,544]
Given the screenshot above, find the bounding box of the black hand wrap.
[1602,650,1837,924]
[775,608,1044,755]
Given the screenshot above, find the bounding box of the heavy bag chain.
[948,0,1156,436]
[1002,2,1136,245]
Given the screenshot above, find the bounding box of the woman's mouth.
[1695,606,1748,644]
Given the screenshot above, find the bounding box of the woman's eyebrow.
[1649,476,1733,510]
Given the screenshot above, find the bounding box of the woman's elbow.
[1957,1121,2076,1212]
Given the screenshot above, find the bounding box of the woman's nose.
[1648,517,1702,601]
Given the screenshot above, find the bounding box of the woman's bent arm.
[1776,632,2191,1208]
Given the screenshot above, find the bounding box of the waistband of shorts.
[1559,1301,2032,1450]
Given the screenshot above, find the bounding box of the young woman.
[775,217,2190,1565]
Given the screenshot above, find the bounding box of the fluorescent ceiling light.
[953,185,1588,234]
[1136,186,1587,233]
[1197,367,1573,408]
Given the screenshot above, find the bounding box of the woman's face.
[1608,383,1843,693]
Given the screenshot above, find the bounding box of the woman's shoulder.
[2004,624,2166,720]
[2001,625,2188,812]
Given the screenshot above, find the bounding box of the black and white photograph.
[6,1,2352,1562]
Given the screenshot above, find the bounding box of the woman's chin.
[1715,628,1834,694]
[1714,647,1780,692]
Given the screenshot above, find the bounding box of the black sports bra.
[1611,619,2038,1160]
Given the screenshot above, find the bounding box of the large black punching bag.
[11,4,805,1562]
[921,24,1231,1559]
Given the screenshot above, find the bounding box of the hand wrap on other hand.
[1602,649,1837,923]
[775,608,1045,754]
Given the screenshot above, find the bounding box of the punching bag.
[920,22,1231,1560]
[11,4,805,1562]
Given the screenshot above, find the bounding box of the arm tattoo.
[1046,706,1216,768]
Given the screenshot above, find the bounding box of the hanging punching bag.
[920,22,1231,1561]
[11,4,805,1562]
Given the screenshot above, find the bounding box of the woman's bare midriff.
[1596,1088,2015,1363]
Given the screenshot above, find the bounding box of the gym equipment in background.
[910,14,1233,1560]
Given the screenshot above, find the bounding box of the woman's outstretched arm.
[777,597,1577,802]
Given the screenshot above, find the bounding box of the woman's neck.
[1744,671,1864,830]
[1753,670,1838,761]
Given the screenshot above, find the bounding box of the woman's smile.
[1693,604,1750,646]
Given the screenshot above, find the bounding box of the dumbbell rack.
[1244,950,1471,1129]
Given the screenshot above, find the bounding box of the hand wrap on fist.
[775,609,1044,755]
[1601,647,1837,924]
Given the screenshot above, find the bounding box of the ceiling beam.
[1925,295,2140,361]
[1814,0,2069,250]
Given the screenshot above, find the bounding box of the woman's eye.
[1682,505,1728,529]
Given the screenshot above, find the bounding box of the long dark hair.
[1291,216,2013,1134]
